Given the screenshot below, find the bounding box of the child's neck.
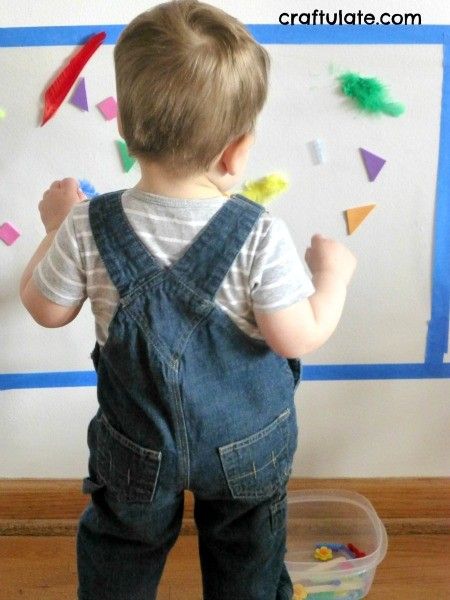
[135,161,228,200]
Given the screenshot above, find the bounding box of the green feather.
[338,71,405,117]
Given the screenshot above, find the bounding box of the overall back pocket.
[219,408,292,500]
[97,413,162,503]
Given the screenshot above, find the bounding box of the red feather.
[41,31,106,126]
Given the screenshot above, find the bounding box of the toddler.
[20,2,356,599]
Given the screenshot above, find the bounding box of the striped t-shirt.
[33,189,315,347]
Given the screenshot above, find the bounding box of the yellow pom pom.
[241,173,289,205]
[292,583,308,599]
[0,107,6,120]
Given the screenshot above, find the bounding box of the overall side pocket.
[286,358,302,392]
[218,409,292,500]
[96,413,162,503]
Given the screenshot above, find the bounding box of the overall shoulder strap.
[170,194,265,300]
[89,191,163,297]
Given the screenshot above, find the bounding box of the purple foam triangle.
[360,148,386,182]
[70,77,88,111]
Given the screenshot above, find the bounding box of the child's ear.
[220,133,254,176]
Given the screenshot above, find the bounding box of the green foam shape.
[116,139,136,172]
[338,71,405,117]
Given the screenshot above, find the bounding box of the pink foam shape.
[0,221,21,246]
[97,96,118,120]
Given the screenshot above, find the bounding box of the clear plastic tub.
[286,489,388,599]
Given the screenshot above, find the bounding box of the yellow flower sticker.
[314,545,333,561]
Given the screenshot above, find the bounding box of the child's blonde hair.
[114,0,270,177]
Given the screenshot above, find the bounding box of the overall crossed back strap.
[89,191,264,301]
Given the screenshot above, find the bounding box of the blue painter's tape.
[302,363,450,381]
[426,35,450,364]
[0,25,124,47]
[0,23,449,383]
[248,24,450,45]
[0,371,97,390]
[1,24,450,48]
[2,363,450,390]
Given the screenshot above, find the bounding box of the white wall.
[1,0,449,478]
[0,0,447,27]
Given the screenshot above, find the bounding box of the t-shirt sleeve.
[32,209,87,307]
[249,216,315,312]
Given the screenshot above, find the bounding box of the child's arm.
[20,178,86,327]
[254,234,356,358]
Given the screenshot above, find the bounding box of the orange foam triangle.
[345,204,376,235]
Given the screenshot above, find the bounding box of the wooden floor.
[1,533,449,599]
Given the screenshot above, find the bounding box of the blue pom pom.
[78,179,97,199]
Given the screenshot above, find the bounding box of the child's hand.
[38,178,86,234]
[305,234,357,287]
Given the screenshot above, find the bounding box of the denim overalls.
[76,191,301,600]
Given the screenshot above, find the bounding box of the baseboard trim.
[1,478,448,536]
[1,517,449,537]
